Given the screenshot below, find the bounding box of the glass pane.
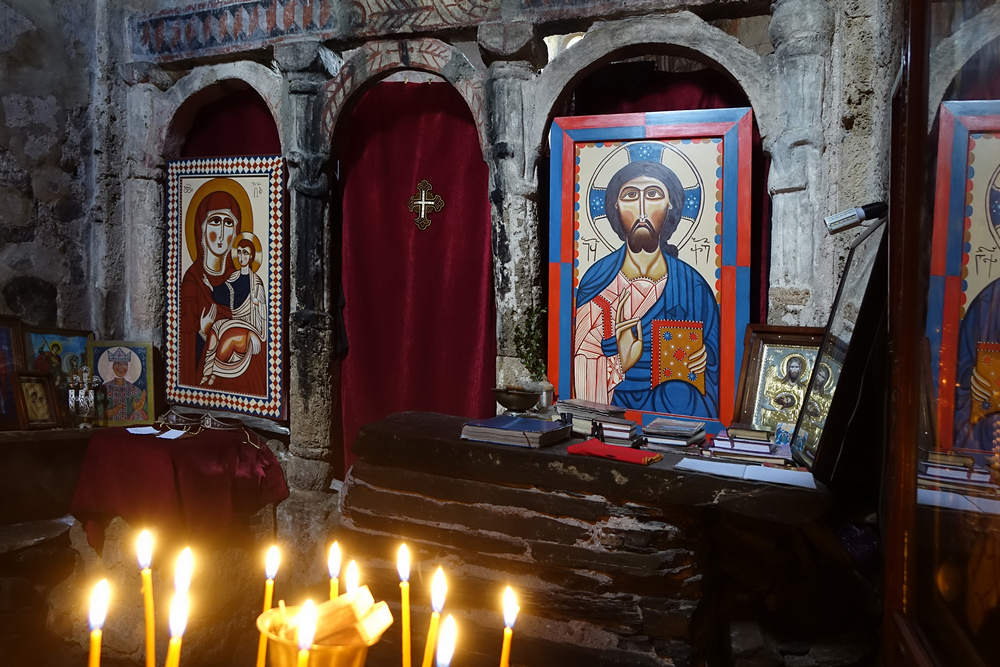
[919,2,1000,662]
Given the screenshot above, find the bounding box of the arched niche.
[323,57,496,478]
[122,62,290,388]
[119,61,287,376]
[155,62,287,163]
[524,14,773,324]
[527,12,770,183]
[319,39,488,159]
[929,2,1000,129]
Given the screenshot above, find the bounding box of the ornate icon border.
[165,156,285,419]
[548,109,753,431]
[927,101,1000,450]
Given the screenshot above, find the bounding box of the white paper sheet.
[742,465,817,489]
[156,429,187,439]
[127,426,160,435]
[916,488,981,512]
[675,457,747,478]
[676,457,818,489]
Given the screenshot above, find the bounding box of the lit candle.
[136,530,155,667]
[437,614,457,667]
[296,600,317,667]
[398,545,411,667]
[436,614,456,667]
[328,542,341,600]
[164,593,188,667]
[345,560,359,595]
[256,545,280,667]
[499,587,519,667]
[174,547,193,595]
[88,579,110,667]
[420,567,447,667]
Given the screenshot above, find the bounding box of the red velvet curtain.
[339,81,495,473]
[572,65,771,322]
[181,88,281,157]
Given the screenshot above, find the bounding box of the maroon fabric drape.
[71,427,289,552]
[181,88,281,157]
[573,65,771,322]
[339,82,495,474]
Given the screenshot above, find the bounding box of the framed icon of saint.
[548,109,753,433]
[165,156,286,419]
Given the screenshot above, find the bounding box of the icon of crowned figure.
[103,347,147,422]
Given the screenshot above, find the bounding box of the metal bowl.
[492,387,541,412]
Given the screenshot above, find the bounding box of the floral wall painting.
[165,156,286,419]
[548,109,753,430]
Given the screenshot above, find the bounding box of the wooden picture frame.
[732,325,826,433]
[87,341,155,427]
[22,324,94,426]
[14,372,60,429]
[165,155,286,420]
[0,316,26,431]
[927,100,1000,453]
[548,109,754,433]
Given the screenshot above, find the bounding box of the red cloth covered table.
[71,426,289,551]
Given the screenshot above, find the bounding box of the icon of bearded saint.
[179,189,268,396]
[572,160,720,416]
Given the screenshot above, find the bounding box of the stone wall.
[336,412,874,667]
[0,0,97,329]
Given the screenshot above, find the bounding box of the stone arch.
[527,11,771,182]
[320,38,488,159]
[929,2,1000,129]
[119,60,288,354]
[154,61,287,163]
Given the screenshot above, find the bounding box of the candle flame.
[136,530,153,570]
[297,600,317,651]
[431,567,447,613]
[436,614,457,667]
[503,587,519,629]
[174,547,193,594]
[265,545,280,580]
[397,544,410,582]
[89,579,110,631]
[345,560,359,594]
[327,542,341,579]
[169,593,189,638]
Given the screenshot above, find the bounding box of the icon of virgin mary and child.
[179,186,268,396]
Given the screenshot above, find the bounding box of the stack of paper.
[555,399,632,438]
[642,417,706,449]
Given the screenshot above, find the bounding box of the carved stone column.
[273,41,340,589]
[483,57,542,388]
[765,0,836,325]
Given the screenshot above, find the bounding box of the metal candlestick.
[69,366,101,428]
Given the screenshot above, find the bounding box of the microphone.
[823,202,888,234]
